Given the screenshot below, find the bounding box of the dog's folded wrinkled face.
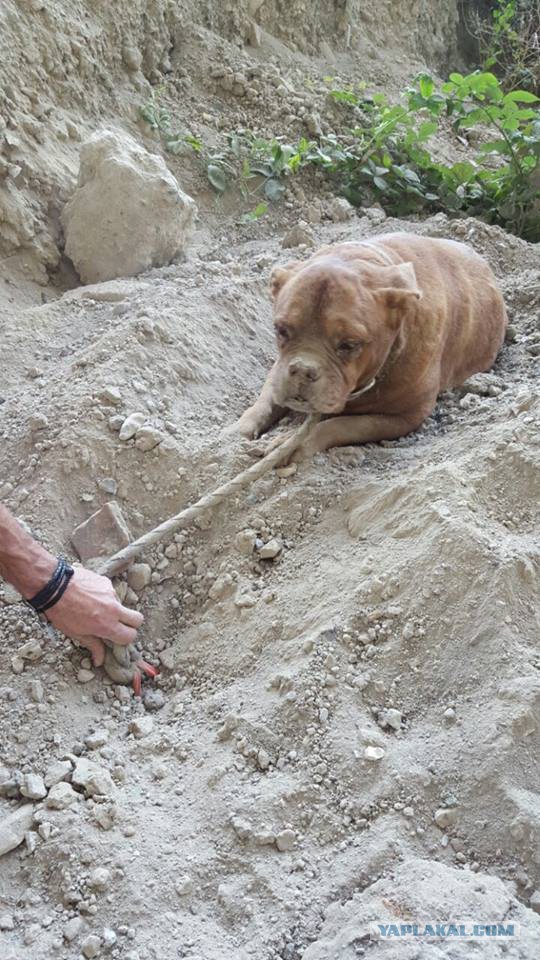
[269,255,422,414]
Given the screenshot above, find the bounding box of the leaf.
[241,202,269,223]
[504,90,539,104]
[418,120,438,141]
[264,178,285,200]
[373,176,388,191]
[207,163,228,192]
[419,75,434,99]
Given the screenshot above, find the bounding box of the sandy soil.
[1,3,539,959]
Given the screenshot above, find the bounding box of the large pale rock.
[0,804,34,857]
[62,129,196,284]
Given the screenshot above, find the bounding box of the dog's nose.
[288,357,320,382]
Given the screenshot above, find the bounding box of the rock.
[63,916,84,942]
[379,708,402,731]
[127,563,152,591]
[28,679,44,702]
[434,807,458,829]
[258,538,282,559]
[458,372,504,397]
[119,412,146,441]
[129,716,154,739]
[143,689,165,712]
[122,44,142,72]
[134,426,165,451]
[328,197,354,222]
[275,464,297,478]
[18,639,43,661]
[158,646,176,670]
[175,875,194,896]
[62,129,196,284]
[77,669,95,684]
[20,773,47,800]
[208,572,235,600]
[82,934,102,957]
[88,867,110,890]
[530,891,540,914]
[46,782,79,810]
[72,758,115,797]
[44,760,72,788]
[84,729,109,750]
[282,223,315,249]
[71,501,131,564]
[234,529,256,555]
[99,386,122,405]
[0,805,34,857]
[275,829,296,852]
[102,928,117,948]
[257,748,271,770]
[0,914,15,930]
[364,746,385,761]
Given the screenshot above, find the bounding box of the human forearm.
[0,504,57,599]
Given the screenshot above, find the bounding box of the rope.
[96,414,320,684]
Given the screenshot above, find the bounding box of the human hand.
[45,565,144,666]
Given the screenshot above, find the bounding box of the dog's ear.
[269,260,303,299]
[369,262,422,311]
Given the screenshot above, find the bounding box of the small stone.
[44,760,72,788]
[275,829,296,852]
[175,875,194,896]
[0,914,15,930]
[258,538,282,559]
[63,916,84,942]
[444,707,456,723]
[381,708,402,731]
[18,639,43,661]
[129,716,154,738]
[134,427,164,451]
[158,646,176,670]
[78,669,95,684]
[47,782,79,810]
[38,822,52,840]
[143,689,165,712]
[20,773,47,800]
[98,477,118,495]
[28,679,44,702]
[328,197,354,222]
[88,867,110,890]
[234,529,256,555]
[402,806,414,818]
[434,807,458,829]
[99,386,122,405]
[28,412,49,431]
[247,19,262,46]
[119,412,146,441]
[11,656,24,675]
[127,563,152,591]
[282,223,315,249]
[123,44,142,72]
[530,891,540,915]
[364,746,385,761]
[257,748,271,770]
[72,501,131,564]
[102,928,117,948]
[72,758,115,797]
[0,805,34,857]
[84,729,109,750]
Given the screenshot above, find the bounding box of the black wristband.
[27,558,75,614]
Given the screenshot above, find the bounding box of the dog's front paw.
[225,409,266,441]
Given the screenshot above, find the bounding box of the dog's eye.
[275,324,290,341]
[337,340,361,356]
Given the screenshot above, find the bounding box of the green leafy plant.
[469,0,540,94]
[139,88,202,156]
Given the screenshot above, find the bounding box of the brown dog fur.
[233,233,507,460]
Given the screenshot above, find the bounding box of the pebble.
[89,867,110,890]
[20,773,47,800]
[78,668,95,684]
[100,386,122,405]
[46,782,79,810]
[444,707,456,723]
[44,760,72,788]
[0,805,35,856]
[0,914,15,930]
[364,746,385,761]
[72,758,115,797]
[282,223,315,249]
[135,426,164,451]
[275,829,296,852]
[84,729,109,750]
[143,689,165,712]
[63,917,84,942]
[257,748,271,770]
[102,928,117,948]
[28,678,44,702]
[328,197,354,222]
[434,807,458,829]
[119,412,146,441]
[127,563,152,591]
[530,891,540,915]
[234,529,256,555]
[175,875,194,896]
[129,716,154,738]
[258,538,282,559]
[380,708,402,731]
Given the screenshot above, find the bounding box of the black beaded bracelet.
[27,557,75,614]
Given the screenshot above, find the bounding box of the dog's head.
[269,253,421,414]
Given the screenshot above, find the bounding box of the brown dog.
[233,233,507,460]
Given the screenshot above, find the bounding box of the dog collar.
[348,377,376,401]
